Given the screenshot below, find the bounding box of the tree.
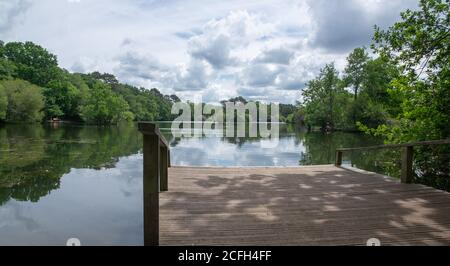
[371,0,449,141]
[302,63,345,130]
[2,42,59,86]
[0,84,7,121]
[87,72,119,85]
[370,0,450,190]
[0,58,17,79]
[170,94,181,103]
[279,103,297,122]
[80,82,134,124]
[68,73,90,111]
[44,77,82,119]
[221,96,248,105]
[1,41,180,124]
[0,79,45,122]
[361,56,401,116]
[344,47,370,100]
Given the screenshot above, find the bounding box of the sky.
[0,0,418,104]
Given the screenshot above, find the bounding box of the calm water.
[0,122,391,245]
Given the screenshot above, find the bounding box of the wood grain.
[158,165,450,246]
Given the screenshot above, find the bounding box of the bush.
[0,79,45,122]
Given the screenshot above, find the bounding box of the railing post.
[139,123,160,246]
[160,145,168,192]
[335,150,343,166]
[168,149,171,167]
[401,146,413,184]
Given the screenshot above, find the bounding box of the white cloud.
[0,0,420,104]
[187,10,275,69]
[173,59,212,91]
[71,57,102,73]
[306,0,418,52]
[189,34,234,69]
[0,0,31,31]
[243,63,284,87]
[253,47,294,65]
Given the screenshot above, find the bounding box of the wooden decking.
[159,165,450,246]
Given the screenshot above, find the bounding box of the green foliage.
[279,103,297,123]
[300,0,449,191]
[302,63,350,130]
[170,94,181,103]
[44,76,82,119]
[2,42,59,86]
[80,81,134,124]
[220,96,248,105]
[0,84,7,121]
[372,0,449,140]
[286,107,306,125]
[361,56,402,116]
[87,71,119,85]
[0,40,179,124]
[109,82,176,121]
[79,72,177,122]
[344,47,369,99]
[368,0,450,190]
[0,58,17,79]
[302,48,400,131]
[0,124,142,203]
[0,79,44,122]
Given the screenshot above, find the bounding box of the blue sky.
[0,0,418,103]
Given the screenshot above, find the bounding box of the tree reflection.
[0,122,398,207]
[0,123,142,205]
[299,131,400,177]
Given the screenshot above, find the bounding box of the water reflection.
[0,155,143,245]
[160,122,384,168]
[0,122,394,245]
[0,123,142,206]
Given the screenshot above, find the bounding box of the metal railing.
[335,139,450,184]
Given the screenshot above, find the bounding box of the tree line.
[300,48,401,132]
[0,41,180,124]
[300,0,449,190]
[0,40,297,125]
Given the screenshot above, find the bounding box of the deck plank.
[159,165,450,246]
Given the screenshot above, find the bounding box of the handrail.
[335,139,450,184]
[138,122,170,149]
[138,122,171,246]
[337,139,450,152]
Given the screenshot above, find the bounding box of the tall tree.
[302,63,342,130]
[344,47,369,100]
[361,56,401,115]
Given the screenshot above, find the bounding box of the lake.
[0,122,398,245]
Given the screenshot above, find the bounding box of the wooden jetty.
[139,123,450,246]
